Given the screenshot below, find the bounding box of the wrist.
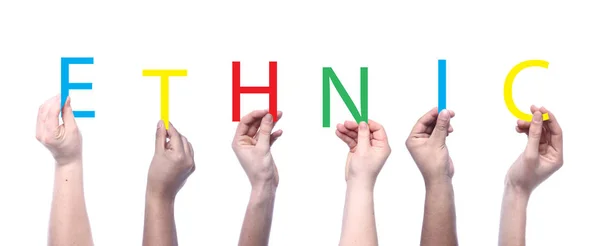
[251,178,278,191]
[504,183,532,200]
[423,175,452,188]
[54,160,83,179]
[251,180,277,194]
[249,182,277,205]
[55,159,83,170]
[346,177,376,191]
[146,189,176,206]
[55,155,83,166]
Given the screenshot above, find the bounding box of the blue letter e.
[61,57,95,118]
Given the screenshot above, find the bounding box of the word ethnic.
[59,58,550,126]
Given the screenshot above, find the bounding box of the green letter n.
[322,67,368,127]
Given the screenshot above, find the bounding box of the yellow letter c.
[504,60,550,122]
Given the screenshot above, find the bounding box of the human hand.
[405,108,456,185]
[335,120,391,186]
[36,95,83,166]
[232,110,283,188]
[147,121,196,201]
[506,106,563,195]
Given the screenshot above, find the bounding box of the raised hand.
[36,95,93,246]
[506,105,563,194]
[336,119,391,246]
[36,95,82,166]
[405,108,456,185]
[335,120,391,185]
[232,109,283,188]
[233,109,283,246]
[405,107,458,246]
[147,121,196,200]
[499,106,563,246]
[143,121,195,246]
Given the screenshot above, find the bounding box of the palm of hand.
[509,120,563,191]
[405,108,456,182]
[232,110,283,187]
[507,106,563,192]
[236,136,279,185]
[36,95,83,165]
[409,136,454,180]
[336,120,391,182]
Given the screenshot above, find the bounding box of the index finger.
[410,107,439,134]
[166,122,184,151]
[368,120,388,142]
[45,95,61,130]
[235,110,269,137]
[540,107,563,152]
[539,107,562,136]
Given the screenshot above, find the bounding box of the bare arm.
[340,179,377,246]
[499,107,563,246]
[37,96,93,245]
[498,186,530,246]
[421,179,458,246]
[239,182,277,246]
[143,193,177,246]
[48,161,93,246]
[142,122,196,246]
[233,110,284,246]
[405,109,458,246]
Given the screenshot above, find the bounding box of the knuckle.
[185,159,194,168]
[173,152,185,162]
[436,124,447,131]
[41,136,50,145]
[260,129,271,136]
[529,127,542,138]
[529,132,542,139]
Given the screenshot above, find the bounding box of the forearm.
[143,193,177,246]
[421,179,457,246]
[239,181,277,246]
[49,161,93,246]
[340,179,377,246]
[499,185,530,246]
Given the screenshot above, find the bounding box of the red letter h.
[232,61,278,122]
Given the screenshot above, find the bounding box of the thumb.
[525,111,543,156]
[155,120,167,152]
[357,121,371,149]
[430,109,450,143]
[256,113,275,147]
[61,96,77,127]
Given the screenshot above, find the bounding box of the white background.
[0,1,598,245]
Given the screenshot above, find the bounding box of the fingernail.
[532,111,542,123]
[359,121,367,130]
[157,120,163,128]
[265,113,273,122]
[439,110,450,120]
